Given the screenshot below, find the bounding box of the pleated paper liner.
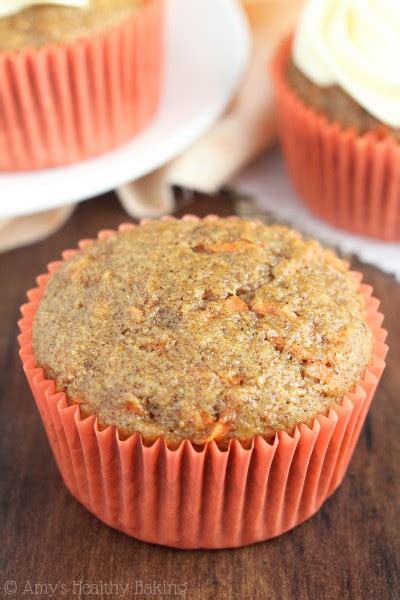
[18,217,388,549]
[0,0,163,172]
[272,36,400,242]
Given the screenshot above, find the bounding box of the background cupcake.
[272,0,400,241]
[19,216,387,548]
[0,0,164,171]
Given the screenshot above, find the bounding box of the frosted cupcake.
[18,217,387,548]
[272,0,400,241]
[0,0,164,171]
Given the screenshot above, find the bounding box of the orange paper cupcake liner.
[18,216,388,549]
[0,0,164,172]
[272,37,400,242]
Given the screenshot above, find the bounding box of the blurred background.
[1,0,399,278]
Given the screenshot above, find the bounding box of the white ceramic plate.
[0,0,250,219]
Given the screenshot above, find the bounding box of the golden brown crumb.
[32,218,373,446]
[0,0,145,51]
[287,58,400,143]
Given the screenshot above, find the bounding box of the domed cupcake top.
[33,219,372,446]
[0,0,143,51]
[0,0,88,18]
[293,0,400,127]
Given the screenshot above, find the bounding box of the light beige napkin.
[0,205,75,253]
[117,0,303,217]
[1,0,302,252]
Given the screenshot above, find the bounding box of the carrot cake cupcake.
[272,0,400,240]
[0,0,164,171]
[19,216,386,548]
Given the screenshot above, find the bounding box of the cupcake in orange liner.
[0,0,164,172]
[18,216,387,549]
[271,0,400,242]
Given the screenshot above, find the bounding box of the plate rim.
[0,0,251,219]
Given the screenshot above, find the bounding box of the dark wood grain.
[0,192,399,600]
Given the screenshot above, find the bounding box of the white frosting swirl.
[293,0,400,127]
[0,0,89,18]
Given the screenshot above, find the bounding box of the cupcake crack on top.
[32,218,373,447]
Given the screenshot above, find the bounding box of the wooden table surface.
[1,192,399,600]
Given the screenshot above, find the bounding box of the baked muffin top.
[0,0,144,51]
[32,218,373,447]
